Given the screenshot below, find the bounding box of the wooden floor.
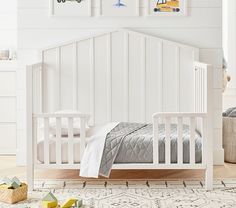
[1,156,236,180]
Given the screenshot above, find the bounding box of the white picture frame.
[50,0,91,17]
[147,0,187,16]
[99,0,139,17]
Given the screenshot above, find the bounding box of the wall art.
[99,0,139,16]
[50,0,91,17]
[147,0,187,16]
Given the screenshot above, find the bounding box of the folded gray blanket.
[99,122,202,177]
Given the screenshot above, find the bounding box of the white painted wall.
[17,0,223,165]
[223,0,236,111]
[0,0,17,49]
[0,0,17,155]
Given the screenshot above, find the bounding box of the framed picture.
[99,0,139,17]
[50,0,91,17]
[147,0,187,16]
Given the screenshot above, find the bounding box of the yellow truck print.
[154,0,180,13]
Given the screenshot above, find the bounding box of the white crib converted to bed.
[26,29,213,191]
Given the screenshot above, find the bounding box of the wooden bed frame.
[26,29,213,191]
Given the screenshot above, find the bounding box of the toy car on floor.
[154,0,180,12]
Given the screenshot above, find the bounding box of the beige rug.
[1,179,236,208]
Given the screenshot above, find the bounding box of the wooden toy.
[1,177,22,189]
[41,192,58,208]
[12,177,22,187]
[0,184,11,189]
[57,197,83,208]
[61,198,78,208]
[2,177,12,186]
[41,192,83,208]
[11,181,20,189]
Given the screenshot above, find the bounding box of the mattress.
[37,123,202,164]
[37,126,103,163]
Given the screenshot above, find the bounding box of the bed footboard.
[27,113,90,190]
[153,112,213,190]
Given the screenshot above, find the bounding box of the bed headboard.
[30,29,200,125]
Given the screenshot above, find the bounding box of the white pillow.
[41,110,90,137]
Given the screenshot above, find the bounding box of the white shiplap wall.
[17,0,224,165]
[223,0,236,111]
[0,0,17,49]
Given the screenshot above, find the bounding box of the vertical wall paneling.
[107,33,112,122]
[60,44,74,109]
[111,32,126,122]
[162,43,178,112]
[43,48,59,112]
[40,30,204,126]
[42,51,45,112]
[141,36,146,123]
[41,51,45,112]
[73,42,78,110]
[94,35,108,125]
[90,38,95,125]
[124,32,129,122]
[77,39,91,116]
[56,47,61,110]
[175,46,180,111]
[159,41,163,113]
[39,64,43,113]
[146,38,163,122]
[128,33,143,122]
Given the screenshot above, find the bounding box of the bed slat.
[80,118,86,161]
[56,118,62,165]
[190,117,196,164]
[44,118,50,165]
[177,117,183,165]
[68,117,74,165]
[165,117,171,165]
[153,117,159,164]
[202,117,207,165]
[33,117,38,165]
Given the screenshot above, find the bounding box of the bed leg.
[27,163,34,191]
[205,165,213,191]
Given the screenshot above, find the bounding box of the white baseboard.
[213,148,225,165]
[0,149,16,155]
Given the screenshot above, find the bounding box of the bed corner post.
[26,65,34,191]
[205,64,213,191]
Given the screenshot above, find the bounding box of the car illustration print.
[154,0,180,13]
[57,0,82,3]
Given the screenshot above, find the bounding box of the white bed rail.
[153,113,207,166]
[193,61,213,190]
[151,61,213,190]
[33,113,90,166]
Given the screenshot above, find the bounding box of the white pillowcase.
[41,110,90,137]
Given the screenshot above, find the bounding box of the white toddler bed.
[26,29,213,191]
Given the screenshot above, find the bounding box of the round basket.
[223,117,236,163]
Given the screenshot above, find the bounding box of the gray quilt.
[99,122,202,177]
